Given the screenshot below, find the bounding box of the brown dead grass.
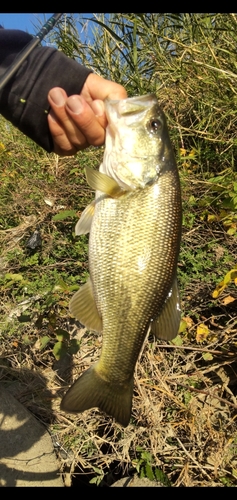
[1,298,237,487]
[0,120,237,486]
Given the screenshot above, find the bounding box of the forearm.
[0,30,92,151]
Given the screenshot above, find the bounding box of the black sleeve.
[0,29,93,152]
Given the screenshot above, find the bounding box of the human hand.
[47,73,127,156]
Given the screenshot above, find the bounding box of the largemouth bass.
[61,94,182,427]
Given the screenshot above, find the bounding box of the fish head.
[103,94,176,189]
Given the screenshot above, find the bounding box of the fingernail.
[49,88,66,106]
[66,96,83,114]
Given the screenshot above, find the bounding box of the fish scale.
[90,176,181,381]
[61,94,182,426]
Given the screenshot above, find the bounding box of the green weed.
[133,446,171,486]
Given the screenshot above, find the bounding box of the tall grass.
[1,14,237,487]
[44,13,237,173]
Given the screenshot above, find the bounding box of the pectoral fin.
[85,166,126,197]
[69,277,102,332]
[75,201,95,235]
[150,277,181,341]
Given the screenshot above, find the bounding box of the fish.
[60,94,182,427]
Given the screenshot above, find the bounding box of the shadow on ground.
[0,367,63,487]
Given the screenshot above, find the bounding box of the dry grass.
[1,238,237,486]
[1,14,237,480]
[0,124,237,486]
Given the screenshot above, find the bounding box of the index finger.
[81,74,128,103]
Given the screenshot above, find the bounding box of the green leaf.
[68,284,80,292]
[57,278,70,290]
[5,273,24,282]
[140,466,146,479]
[24,253,39,266]
[69,167,79,174]
[40,336,51,350]
[92,466,103,475]
[171,335,183,346]
[202,352,213,361]
[178,319,188,333]
[53,341,67,360]
[227,227,237,235]
[52,210,77,221]
[224,269,237,284]
[89,477,101,485]
[145,463,154,481]
[88,17,128,45]
[154,468,171,486]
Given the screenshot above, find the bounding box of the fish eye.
[147,117,163,135]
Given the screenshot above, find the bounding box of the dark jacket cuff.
[0,36,92,151]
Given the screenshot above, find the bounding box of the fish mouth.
[105,93,157,117]
[120,94,157,116]
[105,93,156,105]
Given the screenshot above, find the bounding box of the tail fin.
[60,364,133,427]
